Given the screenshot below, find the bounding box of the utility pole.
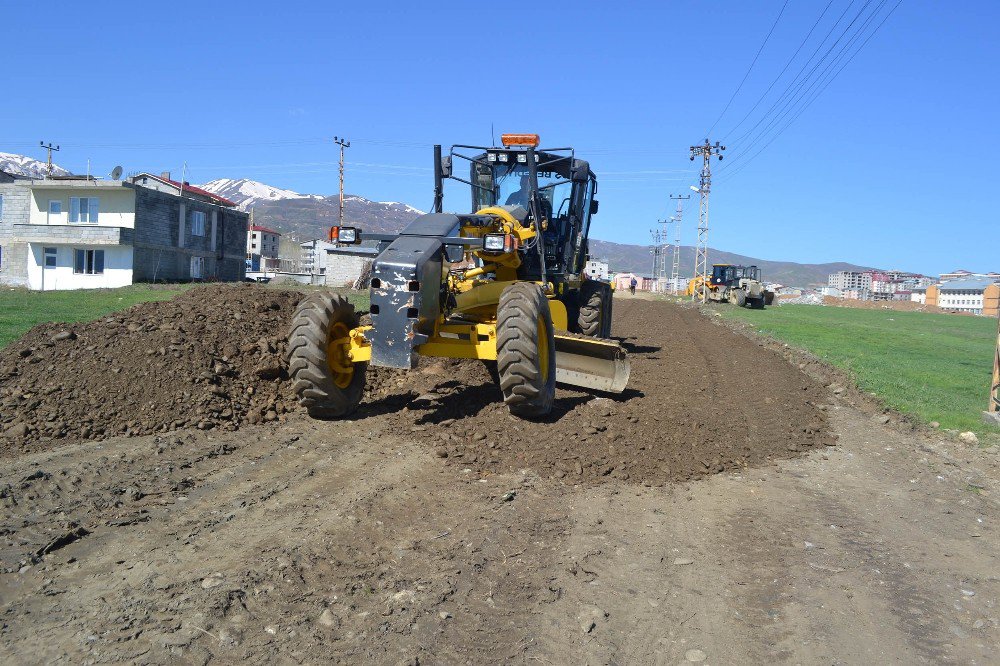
[669,194,691,294]
[650,227,662,292]
[39,141,60,176]
[689,139,725,302]
[333,136,351,228]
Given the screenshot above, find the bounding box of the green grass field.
[717,304,1000,440]
[0,285,194,349]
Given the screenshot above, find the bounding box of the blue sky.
[2,0,996,275]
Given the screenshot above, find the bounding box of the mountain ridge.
[0,152,71,178]
[196,177,872,287]
[0,153,875,287]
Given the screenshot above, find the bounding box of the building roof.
[938,277,999,291]
[134,173,237,207]
[250,225,282,236]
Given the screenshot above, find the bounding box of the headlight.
[487,153,497,162]
[516,153,527,163]
[497,152,509,163]
[330,226,359,244]
[482,233,517,254]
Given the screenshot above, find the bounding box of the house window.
[190,256,205,279]
[48,200,62,223]
[73,249,104,274]
[190,211,206,236]
[69,197,99,224]
[44,247,57,268]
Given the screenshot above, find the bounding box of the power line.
[721,0,836,139]
[705,0,790,138]
[717,0,904,183]
[727,0,867,149]
[719,0,884,172]
[720,0,888,173]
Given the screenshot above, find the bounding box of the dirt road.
[1,295,996,664]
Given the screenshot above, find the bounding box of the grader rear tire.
[578,282,605,337]
[496,283,556,418]
[734,289,747,307]
[286,292,367,419]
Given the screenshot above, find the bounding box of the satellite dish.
[111,166,123,180]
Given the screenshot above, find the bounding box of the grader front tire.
[286,292,367,419]
[578,283,605,337]
[496,283,556,418]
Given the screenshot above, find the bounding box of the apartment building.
[246,225,281,272]
[828,271,872,293]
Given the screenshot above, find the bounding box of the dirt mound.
[0,285,303,455]
[1,288,833,485]
[359,299,835,485]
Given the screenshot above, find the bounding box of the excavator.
[687,263,775,308]
[286,134,629,418]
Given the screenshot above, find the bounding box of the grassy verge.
[0,284,194,349]
[716,303,1000,439]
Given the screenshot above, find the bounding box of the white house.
[584,259,609,280]
[0,173,247,290]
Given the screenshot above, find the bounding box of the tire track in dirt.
[388,298,835,486]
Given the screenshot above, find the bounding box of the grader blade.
[553,334,631,393]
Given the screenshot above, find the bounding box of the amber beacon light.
[500,133,540,147]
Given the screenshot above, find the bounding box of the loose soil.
[0,285,303,452]
[2,285,833,486]
[0,290,996,664]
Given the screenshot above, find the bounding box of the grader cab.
[287,134,630,419]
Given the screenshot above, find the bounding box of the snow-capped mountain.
[377,200,424,215]
[195,178,426,240]
[198,178,323,210]
[0,152,71,178]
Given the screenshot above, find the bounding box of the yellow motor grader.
[287,134,630,418]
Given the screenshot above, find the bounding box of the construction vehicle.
[286,134,629,419]
[686,263,775,308]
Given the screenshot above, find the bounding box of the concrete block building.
[0,172,247,290]
[300,238,336,278]
[324,246,379,288]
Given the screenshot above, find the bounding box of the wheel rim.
[326,321,355,389]
[537,315,550,379]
